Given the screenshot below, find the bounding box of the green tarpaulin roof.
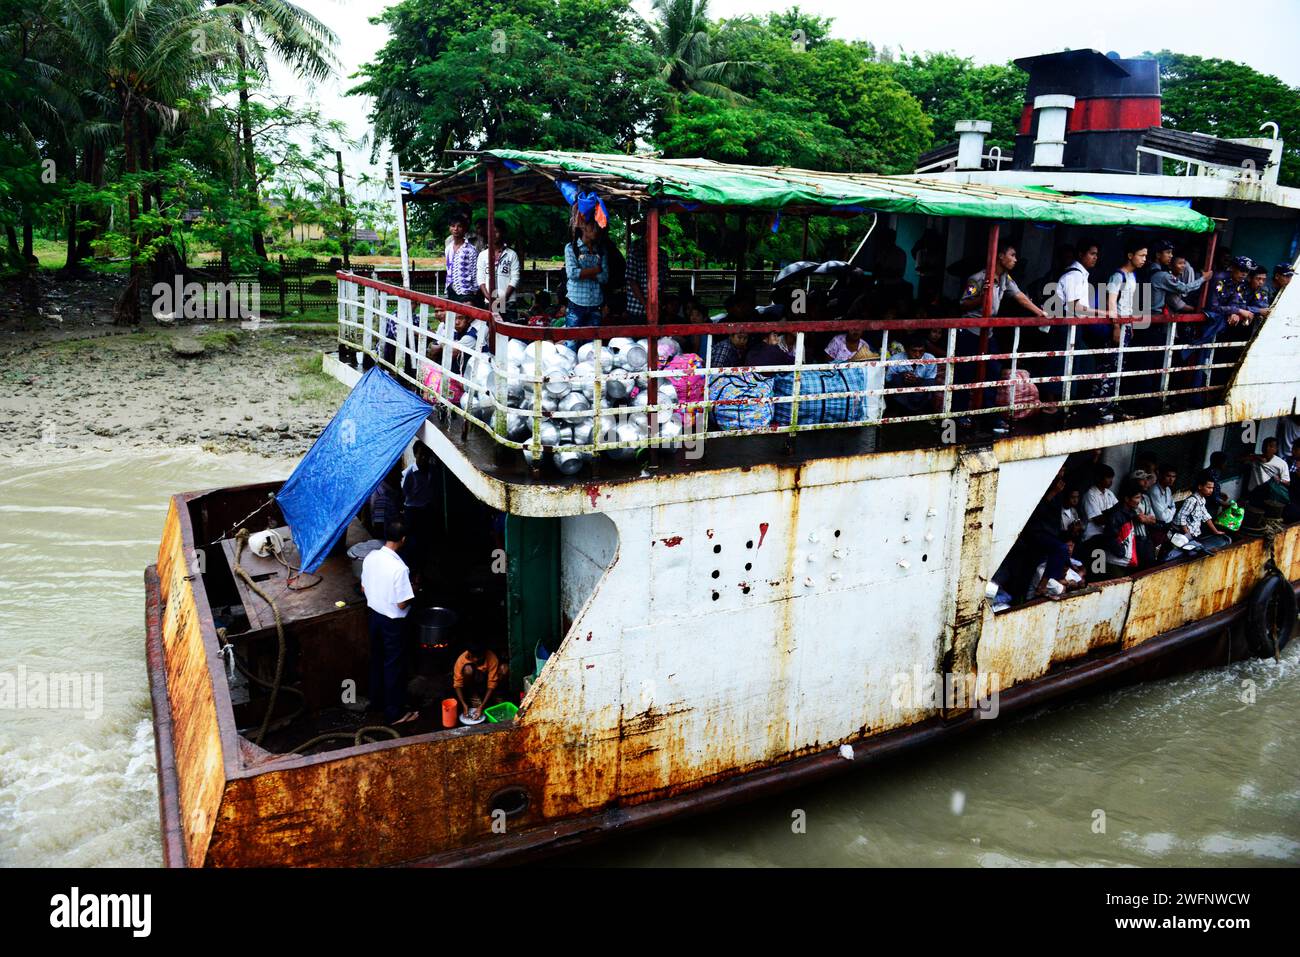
[410,149,1216,233]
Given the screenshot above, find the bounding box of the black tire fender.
[1246,571,1297,658]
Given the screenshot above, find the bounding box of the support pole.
[390,154,410,289]
[647,207,660,469]
[735,214,748,291]
[486,163,497,313]
[336,150,350,270]
[972,222,999,411]
[1198,232,1219,311]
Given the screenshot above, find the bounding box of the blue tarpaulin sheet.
[277,366,431,573]
[1081,193,1193,208]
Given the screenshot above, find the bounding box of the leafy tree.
[721,20,931,174]
[889,51,1026,152]
[646,0,760,104]
[1147,50,1300,188]
[352,0,664,167]
[227,0,337,258]
[657,92,851,168]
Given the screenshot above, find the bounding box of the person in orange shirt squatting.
[453,641,509,721]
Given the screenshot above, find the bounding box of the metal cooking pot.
[416,606,459,649]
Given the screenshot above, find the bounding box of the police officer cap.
[1153,239,1175,253]
[1275,261,1295,277]
[1231,255,1255,271]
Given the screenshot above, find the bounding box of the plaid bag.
[709,372,774,430]
[771,366,867,426]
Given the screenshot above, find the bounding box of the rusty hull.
[147,464,1300,865]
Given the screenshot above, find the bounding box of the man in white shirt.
[1244,436,1291,510]
[1081,463,1118,541]
[1145,464,1178,524]
[476,217,521,318]
[361,519,419,725]
[1053,242,1103,319]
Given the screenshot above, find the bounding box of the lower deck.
[147,409,1300,865]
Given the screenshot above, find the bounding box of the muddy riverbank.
[0,322,346,459]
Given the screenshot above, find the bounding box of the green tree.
[60,0,247,321]
[646,0,760,104]
[889,51,1026,152]
[721,19,931,174]
[1147,50,1300,188]
[657,91,851,168]
[228,0,337,259]
[352,0,663,166]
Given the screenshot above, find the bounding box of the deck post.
[1160,320,1176,409]
[390,155,411,290]
[735,214,748,291]
[972,222,999,412]
[1062,324,1076,406]
[941,328,956,416]
[647,207,660,469]
[486,163,497,312]
[1198,232,1218,311]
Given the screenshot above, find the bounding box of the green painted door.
[504,515,560,694]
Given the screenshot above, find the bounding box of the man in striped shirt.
[444,215,478,302]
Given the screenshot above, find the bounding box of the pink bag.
[666,353,705,409]
[423,363,464,406]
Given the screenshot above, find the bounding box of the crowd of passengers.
[994,424,1300,605]
[435,211,1294,433]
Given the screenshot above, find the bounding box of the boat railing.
[336,271,1249,463]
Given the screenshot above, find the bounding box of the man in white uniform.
[361,519,418,725]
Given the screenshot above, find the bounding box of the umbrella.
[773,260,821,285]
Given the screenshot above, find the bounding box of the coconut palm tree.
[646,0,758,104]
[227,0,337,258]
[61,0,244,322]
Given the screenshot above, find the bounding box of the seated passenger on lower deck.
[1244,436,1291,511]
[885,334,937,416]
[1171,469,1232,553]
[1088,477,1144,578]
[453,641,509,721]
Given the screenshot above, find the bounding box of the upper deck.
[321,149,1300,514]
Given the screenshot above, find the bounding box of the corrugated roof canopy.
[406,149,1216,233]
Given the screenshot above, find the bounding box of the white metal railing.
[336,276,1249,467]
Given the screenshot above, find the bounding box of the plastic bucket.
[441,697,460,729]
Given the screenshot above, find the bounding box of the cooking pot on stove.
[416,606,459,649]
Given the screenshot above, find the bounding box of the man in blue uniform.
[1183,256,1253,402]
[1272,262,1293,307]
[1246,266,1273,319]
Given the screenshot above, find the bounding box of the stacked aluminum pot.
[477,336,683,473]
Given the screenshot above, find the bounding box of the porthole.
[711,590,720,601]
[744,562,752,571]
[713,544,722,554]
[711,569,720,579]
[488,785,530,819]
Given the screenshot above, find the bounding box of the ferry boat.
[144,50,1299,867]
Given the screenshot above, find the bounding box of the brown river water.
[1,449,1296,867]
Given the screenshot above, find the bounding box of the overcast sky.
[273,0,1300,202]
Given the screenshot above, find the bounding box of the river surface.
[1,450,1297,867]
